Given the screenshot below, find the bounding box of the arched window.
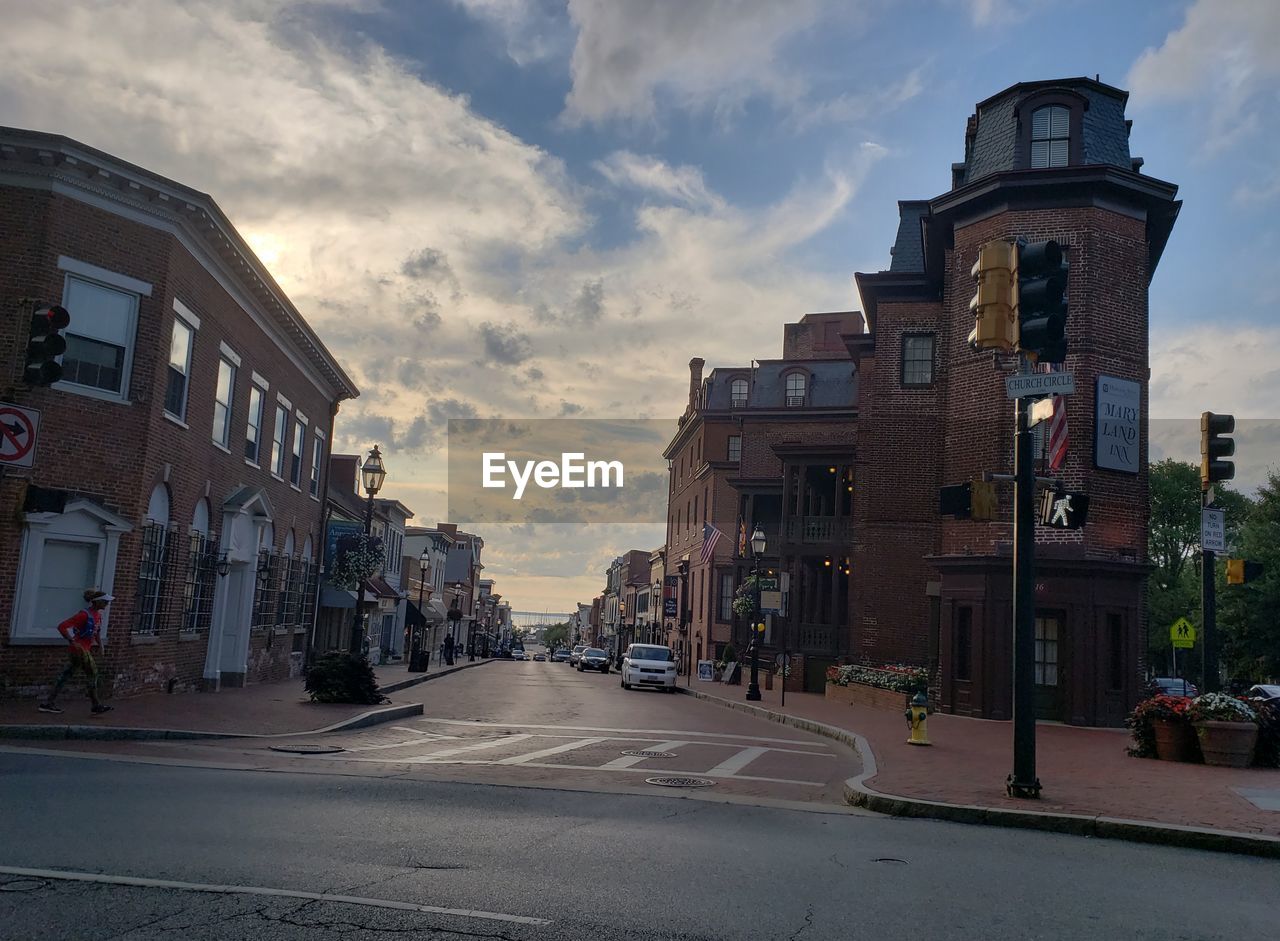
[730,378,748,407]
[785,373,806,406]
[253,522,279,632]
[182,499,216,634]
[1030,105,1070,168]
[299,534,318,631]
[136,484,171,636]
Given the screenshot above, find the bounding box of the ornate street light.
[746,525,766,702]
[350,445,387,655]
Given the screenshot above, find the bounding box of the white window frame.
[212,356,236,450]
[271,403,289,479]
[289,416,306,489]
[55,262,149,404]
[785,372,806,407]
[310,429,325,499]
[727,435,742,463]
[245,383,266,466]
[730,378,748,408]
[164,301,199,423]
[1030,105,1070,169]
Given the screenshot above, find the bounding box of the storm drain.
[622,749,677,759]
[268,744,346,754]
[0,880,46,892]
[872,858,908,865]
[645,776,715,788]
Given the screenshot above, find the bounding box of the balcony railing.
[795,622,837,654]
[784,516,853,544]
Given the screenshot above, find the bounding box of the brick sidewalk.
[0,656,486,737]
[689,680,1280,837]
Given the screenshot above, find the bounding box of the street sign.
[1170,617,1197,649]
[1201,508,1226,552]
[0,402,40,469]
[759,590,781,613]
[1005,372,1075,399]
[758,576,779,592]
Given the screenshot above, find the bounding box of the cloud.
[1127,0,1280,156]
[594,152,723,209]
[450,0,571,66]
[478,321,534,364]
[788,66,927,131]
[562,0,829,125]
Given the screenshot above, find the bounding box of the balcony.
[784,516,853,544]
[795,622,838,654]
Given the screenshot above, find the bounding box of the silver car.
[569,644,588,666]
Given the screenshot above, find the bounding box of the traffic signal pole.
[1008,384,1041,798]
[1201,490,1218,694]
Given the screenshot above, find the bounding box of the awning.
[362,575,402,599]
[406,601,426,628]
[426,599,449,622]
[320,585,357,609]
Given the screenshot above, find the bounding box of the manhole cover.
[645,776,715,788]
[0,880,47,892]
[872,858,908,865]
[622,749,676,759]
[268,744,345,754]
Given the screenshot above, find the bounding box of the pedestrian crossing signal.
[1040,489,1089,529]
[1226,559,1263,585]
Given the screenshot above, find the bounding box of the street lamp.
[746,525,766,702]
[349,445,386,655]
[409,545,429,672]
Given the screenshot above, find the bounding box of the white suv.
[620,644,678,692]
[569,644,588,666]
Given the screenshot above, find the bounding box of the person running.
[38,589,114,715]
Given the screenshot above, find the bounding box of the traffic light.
[1039,489,1089,529]
[1225,559,1263,585]
[25,305,70,386]
[1015,240,1068,363]
[968,240,1017,351]
[1200,411,1235,489]
[971,480,998,521]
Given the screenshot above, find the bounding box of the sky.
[2,0,1278,613]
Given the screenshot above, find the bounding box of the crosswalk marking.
[706,746,768,777]
[402,733,534,762]
[422,718,826,747]
[599,741,690,769]
[495,737,609,764]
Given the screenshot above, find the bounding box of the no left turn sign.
[0,403,41,469]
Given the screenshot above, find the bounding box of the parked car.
[533,653,546,662]
[1149,677,1198,697]
[553,648,572,663]
[569,644,588,666]
[620,644,678,692]
[512,650,527,661]
[577,648,610,673]
[1247,684,1280,704]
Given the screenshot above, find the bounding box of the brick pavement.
[0,656,487,737]
[689,680,1280,837]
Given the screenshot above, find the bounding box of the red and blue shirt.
[57,609,99,652]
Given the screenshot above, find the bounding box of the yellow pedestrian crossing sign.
[1170,618,1197,649]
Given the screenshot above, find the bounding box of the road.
[0,655,1275,939]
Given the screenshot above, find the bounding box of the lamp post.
[746,525,766,702]
[349,445,386,655]
[409,545,429,671]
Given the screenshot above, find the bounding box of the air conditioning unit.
[786,395,805,407]
[730,398,747,408]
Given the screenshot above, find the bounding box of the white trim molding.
[57,255,153,297]
[173,297,201,330]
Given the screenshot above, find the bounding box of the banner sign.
[325,519,365,570]
[1095,376,1140,474]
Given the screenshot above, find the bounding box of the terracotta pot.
[1152,718,1199,762]
[1194,720,1258,768]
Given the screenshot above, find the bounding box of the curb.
[677,686,1280,859]
[378,657,493,693]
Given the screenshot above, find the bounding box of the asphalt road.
[1,656,1276,939]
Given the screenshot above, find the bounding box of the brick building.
[0,127,358,698]
[664,78,1179,725]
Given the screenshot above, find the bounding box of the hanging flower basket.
[329,533,385,590]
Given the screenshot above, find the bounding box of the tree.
[1147,459,1251,676]
[543,622,569,649]
[1218,471,1280,682]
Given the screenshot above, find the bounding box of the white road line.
[401,733,534,763]
[422,718,827,747]
[0,865,552,926]
[387,759,825,787]
[599,741,690,769]
[495,737,609,765]
[706,746,769,777]
[344,734,459,753]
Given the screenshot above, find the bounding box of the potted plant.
[1125,695,1196,761]
[1186,693,1259,768]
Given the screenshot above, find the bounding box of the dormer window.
[785,373,806,407]
[1030,105,1069,168]
[730,378,748,407]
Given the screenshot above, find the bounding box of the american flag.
[1047,394,1068,470]
[700,522,724,564]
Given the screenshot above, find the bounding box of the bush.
[1186,692,1258,724]
[304,652,388,705]
[826,662,928,693]
[1124,695,1191,758]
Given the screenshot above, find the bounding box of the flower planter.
[1152,718,1199,762]
[826,681,911,711]
[1194,720,1258,768]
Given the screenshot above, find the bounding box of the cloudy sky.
[2,0,1276,613]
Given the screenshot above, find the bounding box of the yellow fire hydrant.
[905,690,931,746]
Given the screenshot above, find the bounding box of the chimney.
[329,454,359,495]
[687,357,705,413]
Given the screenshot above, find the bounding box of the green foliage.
[1219,472,1280,681]
[543,623,569,649]
[722,643,738,663]
[1254,701,1280,768]
[731,577,759,618]
[304,652,387,704]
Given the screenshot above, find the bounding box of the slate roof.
[888,200,929,273]
[703,361,857,410]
